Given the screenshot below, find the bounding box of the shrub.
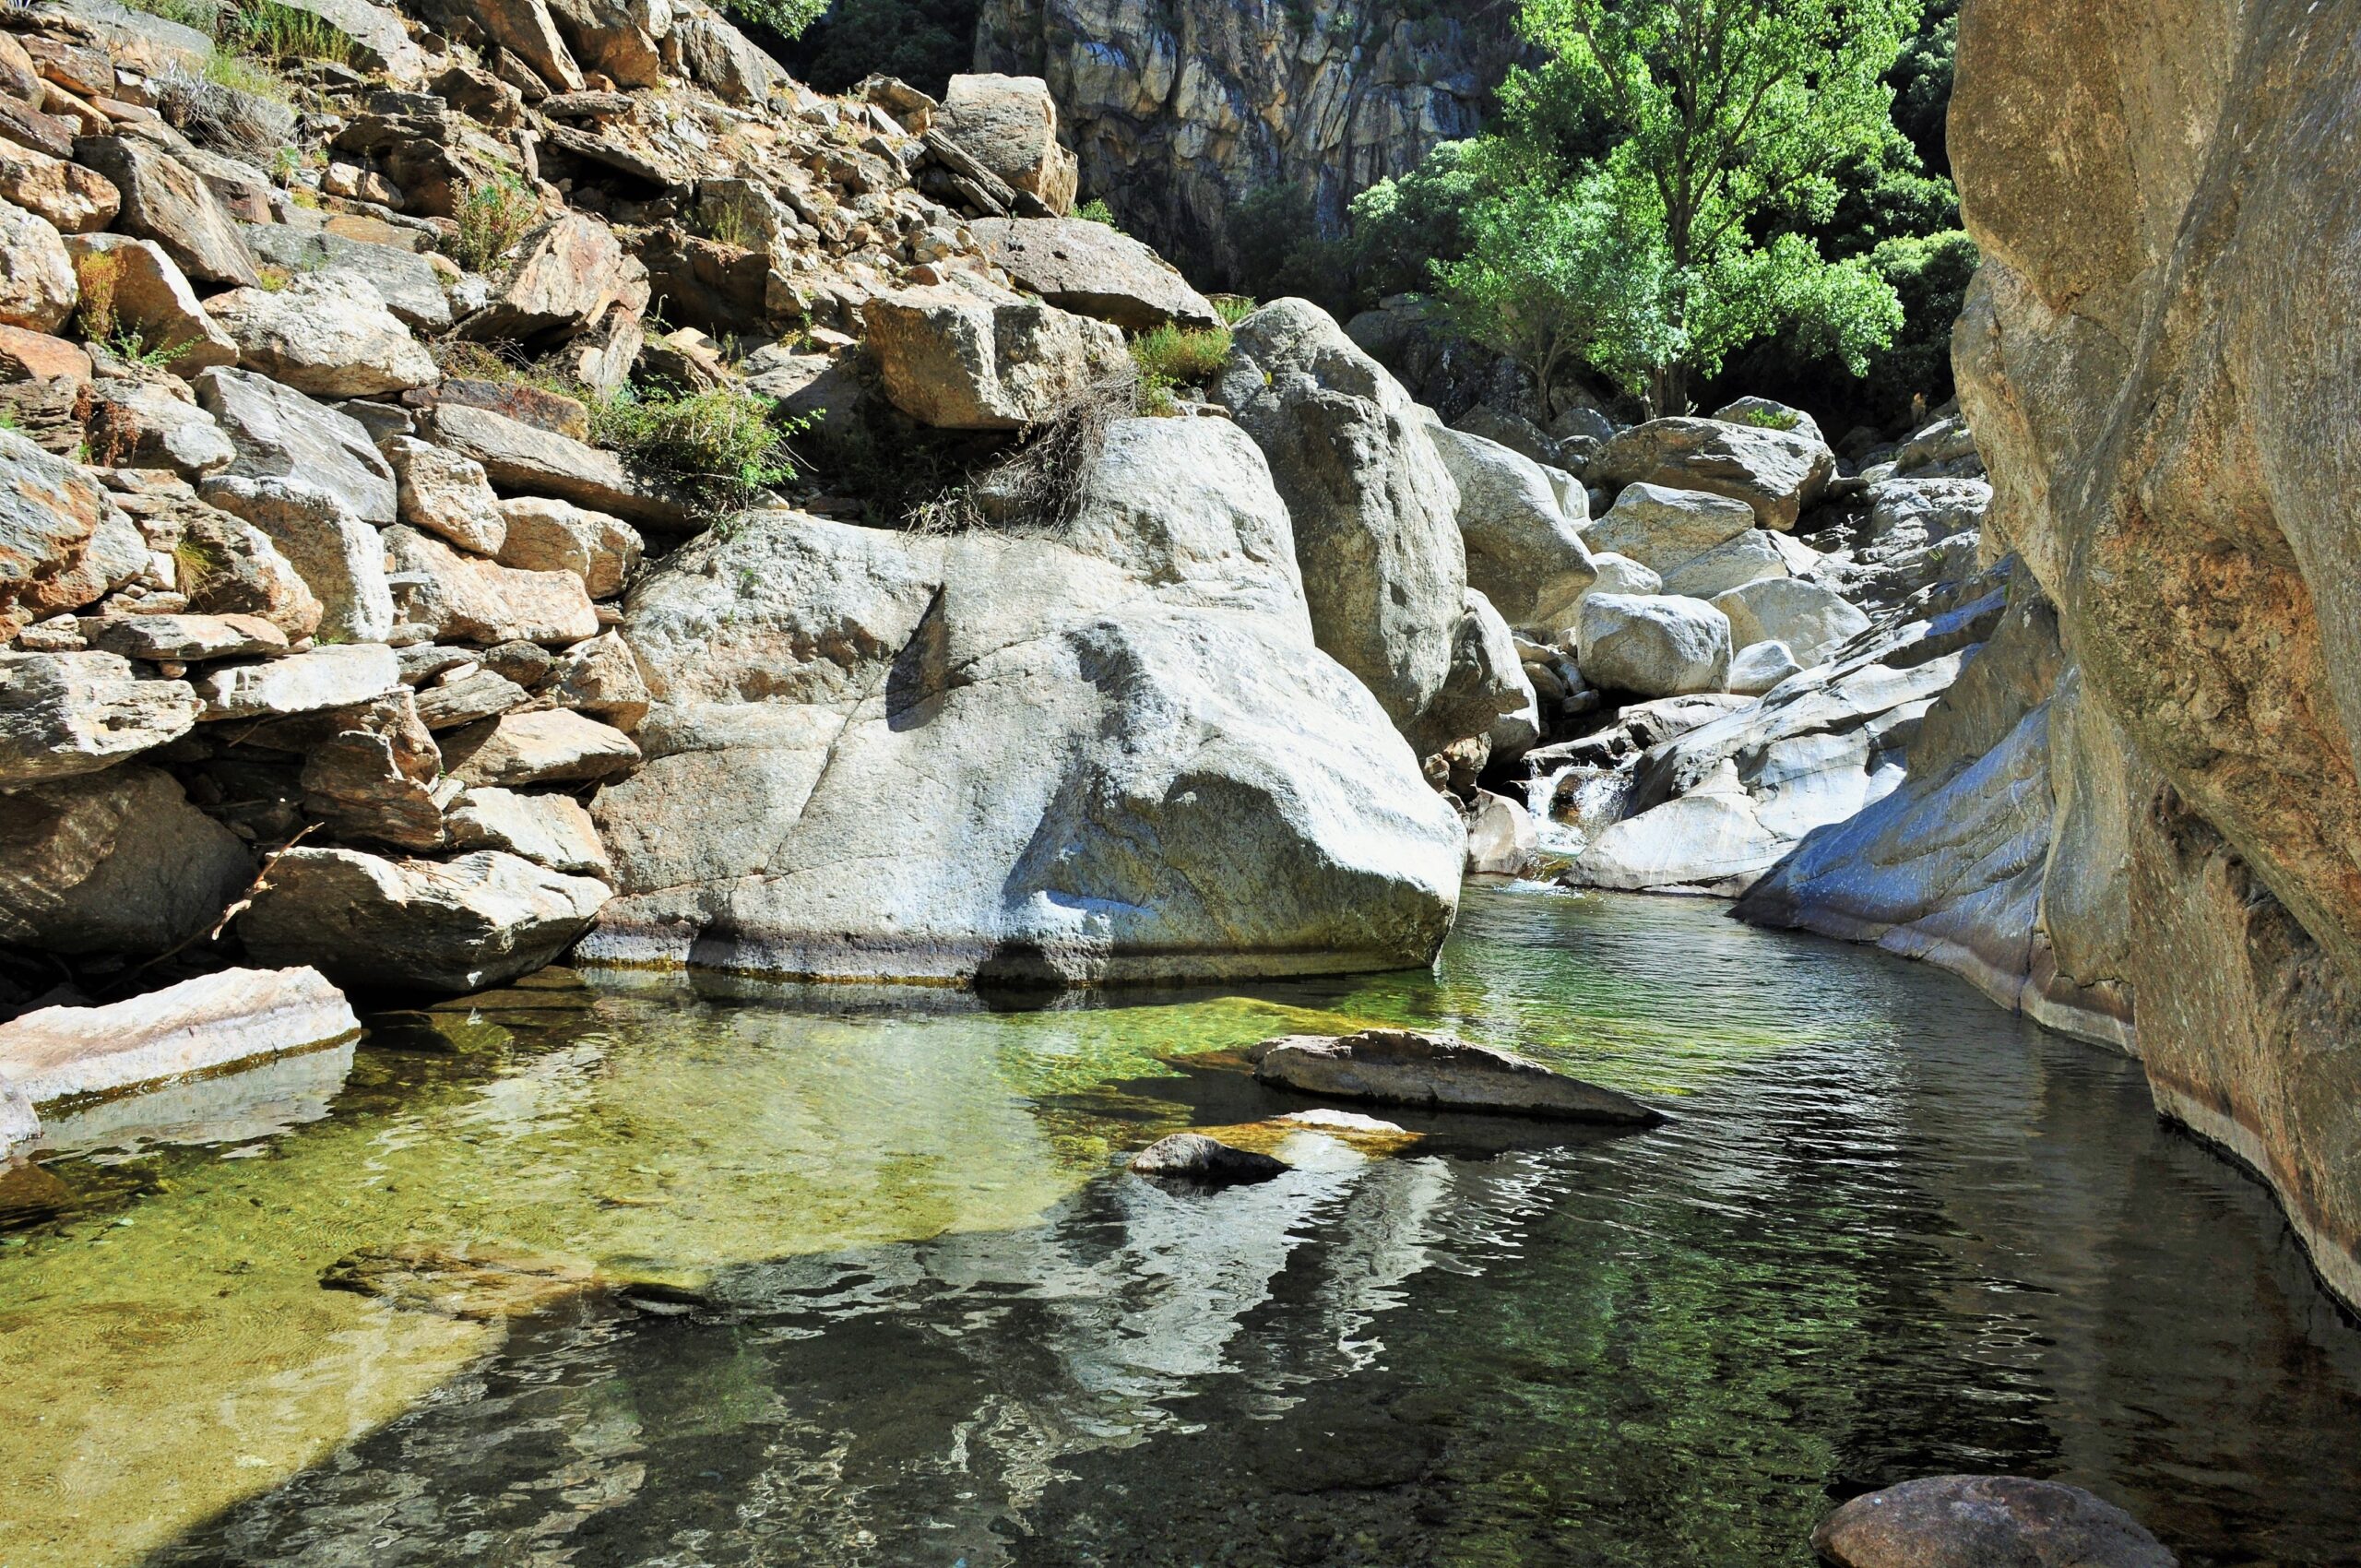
[723,0,829,42]
[1074,197,1119,229]
[1212,295,1257,326]
[223,0,356,64]
[201,48,286,101]
[1129,323,1231,386]
[591,385,805,516]
[447,172,540,274]
[74,254,192,369]
[126,0,227,34]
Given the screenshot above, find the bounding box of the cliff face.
[973,0,1515,280]
[1949,0,2361,1304]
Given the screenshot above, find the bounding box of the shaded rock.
[1713,577,1870,670]
[445,785,612,879]
[493,496,640,597]
[61,234,237,371]
[194,367,397,525]
[296,689,446,850]
[1729,639,1803,696]
[196,643,401,719]
[385,434,506,554]
[864,271,1128,430]
[0,430,106,634]
[1465,790,1536,876]
[1249,1028,1662,1123]
[203,270,439,397]
[385,524,599,645]
[1215,298,1467,753]
[1581,552,1661,603]
[173,507,324,636]
[969,215,1218,329]
[0,326,91,386]
[1583,482,1757,576]
[1811,1475,2177,1568]
[545,628,647,728]
[241,223,453,332]
[239,847,611,992]
[412,667,529,730]
[0,649,199,782]
[0,966,357,1107]
[423,401,696,529]
[0,138,119,233]
[468,0,587,93]
[1452,404,1561,467]
[199,474,394,641]
[1575,593,1731,698]
[0,198,76,334]
[586,417,1462,985]
[0,765,251,954]
[460,212,637,343]
[442,706,638,785]
[272,0,426,84]
[663,4,784,106]
[941,73,1076,214]
[1593,416,1834,530]
[1430,587,1537,765]
[86,377,234,478]
[1660,528,1789,600]
[70,137,257,286]
[1429,424,1596,631]
[1127,1132,1288,1185]
[89,612,285,661]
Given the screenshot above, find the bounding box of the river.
[4,886,2358,1566]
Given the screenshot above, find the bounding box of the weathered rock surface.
[0,650,198,783]
[62,234,238,371]
[89,612,285,662]
[385,435,506,554]
[1249,1029,1662,1124]
[202,270,439,398]
[423,401,697,529]
[1713,577,1870,670]
[0,967,358,1107]
[460,212,639,343]
[0,1081,34,1159]
[1574,593,1731,699]
[242,223,454,332]
[1216,299,1468,753]
[70,137,258,286]
[385,525,599,646]
[442,707,639,786]
[199,474,396,643]
[0,137,119,235]
[586,416,1462,984]
[1583,483,1759,576]
[445,786,612,879]
[1811,1476,2178,1568]
[940,74,1076,215]
[0,766,252,955]
[1127,1132,1288,1184]
[969,215,1218,330]
[194,368,398,526]
[864,271,1128,430]
[1593,418,1834,531]
[239,847,611,992]
[0,197,77,334]
[1659,529,1790,601]
[196,644,402,719]
[1429,424,1596,632]
[86,378,235,477]
[493,496,640,597]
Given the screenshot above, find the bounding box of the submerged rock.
[1811,1475,2178,1568]
[0,966,357,1107]
[1248,1028,1662,1124]
[321,1244,604,1321]
[1127,1132,1289,1185]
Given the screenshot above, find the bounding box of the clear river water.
[4,885,2360,1568]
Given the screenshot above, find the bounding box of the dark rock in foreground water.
[1127,1133,1290,1185]
[1249,1028,1663,1124]
[1813,1475,2179,1568]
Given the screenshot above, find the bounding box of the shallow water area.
[4,886,2360,1567]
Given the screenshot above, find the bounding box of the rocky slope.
[974,0,1514,279]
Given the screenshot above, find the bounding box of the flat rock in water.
[1812,1476,2179,1568]
[0,966,359,1107]
[1127,1132,1289,1185]
[1249,1028,1663,1124]
[321,1244,602,1321]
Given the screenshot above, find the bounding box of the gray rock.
[458,212,638,343]
[1249,1028,1663,1123]
[0,966,357,1107]
[493,496,641,598]
[864,270,1128,430]
[1811,1475,2177,1568]
[1216,299,1468,754]
[1580,552,1662,603]
[0,650,199,783]
[1432,588,1538,766]
[1728,639,1803,696]
[1712,577,1870,669]
[1429,424,1596,631]
[194,367,397,526]
[203,270,439,398]
[1583,482,1758,576]
[1126,1132,1288,1184]
[1451,405,1560,467]
[0,1079,34,1159]
[1,433,104,636]
[89,612,286,661]
[199,474,395,642]
[1575,593,1732,698]
[1593,416,1835,530]
[384,525,600,646]
[1465,790,1536,876]
[1659,528,1790,600]
[294,689,447,850]
[441,707,640,785]
[173,507,325,636]
[196,644,402,719]
[70,137,258,286]
[0,766,252,955]
[1709,396,1823,446]
[445,785,613,879]
[546,629,647,729]
[241,222,454,331]
[423,401,697,529]
[88,378,236,479]
[62,234,238,371]
[238,847,611,993]
[585,416,1463,985]
[411,667,530,730]
[969,215,1218,329]
[941,73,1077,214]
[0,198,76,335]
[385,435,506,555]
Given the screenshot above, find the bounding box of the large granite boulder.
[1582,482,1757,576]
[0,766,253,955]
[1591,416,1834,530]
[941,73,1078,215]
[1428,424,1597,632]
[1574,593,1731,698]
[864,271,1128,430]
[585,415,1463,984]
[1216,299,1469,754]
[969,216,1219,330]
[239,847,611,992]
[1712,576,1870,669]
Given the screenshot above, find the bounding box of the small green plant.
[127,0,226,33]
[1074,197,1119,229]
[1128,322,1232,392]
[69,253,185,367]
[1729,404,1802,432]
[1212,295,1257,326]
[699,196,760,251]
[223,0,357,65]
[447,172,540,274]
[590,384,806,516]
[200,48,288,101]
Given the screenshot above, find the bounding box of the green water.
[4,887,2360,1567]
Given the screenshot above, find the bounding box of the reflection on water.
[4,889,2360,1568]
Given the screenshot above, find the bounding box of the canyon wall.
[1946,0,2361,1305]
[973,0,1516,280]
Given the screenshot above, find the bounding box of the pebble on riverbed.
[1127,1133,1291,1186]
[1811,1475,2180,1568]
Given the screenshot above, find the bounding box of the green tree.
[1511,0,1922,411]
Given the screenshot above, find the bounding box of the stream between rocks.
[5,886,2360,1567]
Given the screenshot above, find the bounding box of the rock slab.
[1249,1029,1662,1124]
[0,967,358,1107]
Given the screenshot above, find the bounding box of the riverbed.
[3,886,2358,1567]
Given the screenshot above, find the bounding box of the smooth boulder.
[1127,1133,1289,1185]
[203,270,439,398]
[1583,482,1758,576]
[1713,577,1871,669]
[969,215,1219,329]
[1248,1029,1662,1124]
[1575,593,1732,698]
[1429,424,1597,631]
[864,271,1127,429]
[0,967,357,1106]
[1811,1476,2178,1568]
[1592,416,1834,530]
